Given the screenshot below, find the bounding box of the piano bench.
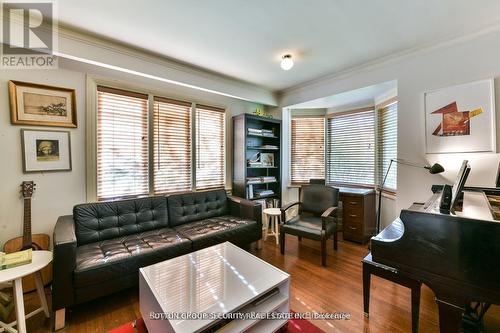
[363,253,422,333]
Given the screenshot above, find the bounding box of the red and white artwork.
[425,79,495,153]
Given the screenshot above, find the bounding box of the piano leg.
[362,261,370,317]
[436,299,464,333]
[411,284,421,333]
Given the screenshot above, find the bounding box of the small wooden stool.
[263,208,281,245]
[363,253,422,333]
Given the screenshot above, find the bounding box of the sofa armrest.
[52,215,77,310]
[228,196,262,227]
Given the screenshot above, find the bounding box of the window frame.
[289,101,398,194]
[326,107,376,188]
[290,115,326,185]
[375,97,398,195]
[86,77,227,202]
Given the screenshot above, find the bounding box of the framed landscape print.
[9,80,77,128]
[21,129,72,173]
[424,79,496,153]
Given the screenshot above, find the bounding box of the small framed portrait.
[260,152,275,167]
[21,129,72,173]
[9,80,77,128]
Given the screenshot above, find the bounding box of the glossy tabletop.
[140,242,289,333]
[0,250,52,283]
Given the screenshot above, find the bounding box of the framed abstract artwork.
[9,80,77,128]
[424,79,496,154]
[21,129,72,173]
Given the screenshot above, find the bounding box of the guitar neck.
[22,197,32,249]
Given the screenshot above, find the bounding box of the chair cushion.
[281,215,337,240]
[174,215,258,250]
[300,185,339,215]
[74,227,191,288]
[74,196,169,246]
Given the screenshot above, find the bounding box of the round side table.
[263,208,282,245]
[0,250,52,333]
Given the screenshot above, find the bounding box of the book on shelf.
[254,189,274,198]
[248,184,254,198]
[260,145,278,149]
[0,249,32,270]
[247,176,277,184]
[248,162,263,167]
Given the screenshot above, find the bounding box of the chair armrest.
[280,201,301,222]
[321,206,338,219]
[321,206,339,230]
[228,196,262,228]
[52,215,77,310]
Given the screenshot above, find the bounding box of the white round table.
[0,250,52,333]
[263,208,282,245]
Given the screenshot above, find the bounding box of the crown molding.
[279,20,500,98]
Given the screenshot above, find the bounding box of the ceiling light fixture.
[280,54,294,70]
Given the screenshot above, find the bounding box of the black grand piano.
[369,161,500,333]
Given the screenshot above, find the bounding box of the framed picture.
[260,152,275,167]
[21,129,72,173]
[9,80,77,128]
[424,79,496,153]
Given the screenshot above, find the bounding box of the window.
[291,117,325,184]
[95,85,227,200]
[96,86,149,200]
[327,110,375,186]
[377,102,398,190]
[195,105,225,190]
[153,97,192,194]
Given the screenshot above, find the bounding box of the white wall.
[280,29,500,227]
[0,62,265,250]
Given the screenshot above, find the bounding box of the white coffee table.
[0,250,52,333]
[140,242,290,333]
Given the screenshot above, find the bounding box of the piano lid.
[419,190,497,222]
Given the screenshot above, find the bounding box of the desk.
[0,251,52,333]
[338,187,376,244]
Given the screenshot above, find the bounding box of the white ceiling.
[291,80,396,110]
[58,0,500,91]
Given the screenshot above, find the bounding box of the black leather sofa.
[52,189,261,327]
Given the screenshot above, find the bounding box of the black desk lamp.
[376,158,444,234]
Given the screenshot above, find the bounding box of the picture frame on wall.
[21,129,72,173]
[424,79,496,154]
[9,80,77,128]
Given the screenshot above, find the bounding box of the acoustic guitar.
[3,181,52,293]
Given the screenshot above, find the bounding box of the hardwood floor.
[18,234,500,332]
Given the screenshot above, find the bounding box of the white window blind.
[195,105,225,190]
[291,117,325,184]
[377,102,398,190]
[153,97,192,194]
[327,110,375,186]
[97,86,149,200]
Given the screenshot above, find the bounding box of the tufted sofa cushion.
[174,216,258,250]
[74,227,190,288]
[168,189,228,227]
[74,196,168,246]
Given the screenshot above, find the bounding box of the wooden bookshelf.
[232,114,281,203]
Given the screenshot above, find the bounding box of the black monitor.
[451,160,471,210]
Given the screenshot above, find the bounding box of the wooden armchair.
[279,184,340,266]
